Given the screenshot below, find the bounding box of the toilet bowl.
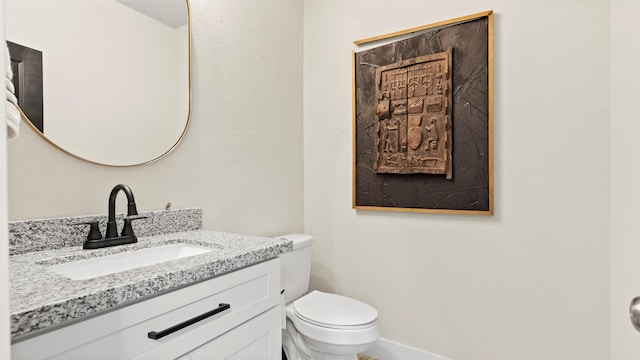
[279,234,380,360]
[284,291,380,360]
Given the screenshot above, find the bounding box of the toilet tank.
[278,234,314,304]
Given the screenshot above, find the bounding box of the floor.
[358,354,379,360]
[282,350,378,360]
[283,350,378,359]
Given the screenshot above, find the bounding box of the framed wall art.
[352,11,494,215]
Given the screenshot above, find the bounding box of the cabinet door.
[186,306,282,360]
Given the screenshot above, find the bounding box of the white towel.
[6,44,20,139]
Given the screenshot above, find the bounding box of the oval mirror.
[5,0,191,166]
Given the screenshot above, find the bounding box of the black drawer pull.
[147,303,231,340]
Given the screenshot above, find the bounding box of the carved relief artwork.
[374,49,452,179]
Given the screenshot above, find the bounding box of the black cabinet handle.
[147,303,231,340]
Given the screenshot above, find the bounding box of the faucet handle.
[121,216,148,237]
[72,221,103,241]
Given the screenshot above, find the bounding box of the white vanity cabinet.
[11,258,282,360]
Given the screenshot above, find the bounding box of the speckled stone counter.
[10,229,292,339]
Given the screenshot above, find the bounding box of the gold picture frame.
[352,11,494,215]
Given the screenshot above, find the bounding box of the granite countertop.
[9,229,292,339]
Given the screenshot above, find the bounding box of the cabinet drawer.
[12,258,281,360]
[182,306,282,360]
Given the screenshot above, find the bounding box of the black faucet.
[105,184,139,239]
[81,184,145,250]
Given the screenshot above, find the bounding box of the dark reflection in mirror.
[7,41,43,133]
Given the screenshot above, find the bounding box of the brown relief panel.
[374,48,453,179]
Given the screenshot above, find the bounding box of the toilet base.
[305,336,372,360]
[282,345,356,360]
[282,318,376,360]
[282,320,311,360]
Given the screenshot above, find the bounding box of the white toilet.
[279,234,380,360]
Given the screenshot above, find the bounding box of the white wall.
[610,0,640,358]
[6,0,304,238]
[304,1,611,359]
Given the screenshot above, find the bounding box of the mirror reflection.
[5,0,190,166]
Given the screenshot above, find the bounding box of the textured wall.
[304,1,610,359]
[6,0,304,239]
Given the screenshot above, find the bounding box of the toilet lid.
[293,291,378,328]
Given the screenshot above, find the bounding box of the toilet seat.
[293,291,378,330]
[286,291,380,347]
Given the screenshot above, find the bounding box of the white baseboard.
[366,338,451,360]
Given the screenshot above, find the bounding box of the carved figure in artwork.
[384,118,399,153]
[435,63,444,95]
[376,99,390,120]
[408,115,423,151]
[425,118,439,151]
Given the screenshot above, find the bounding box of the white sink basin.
[47,243,213,280]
